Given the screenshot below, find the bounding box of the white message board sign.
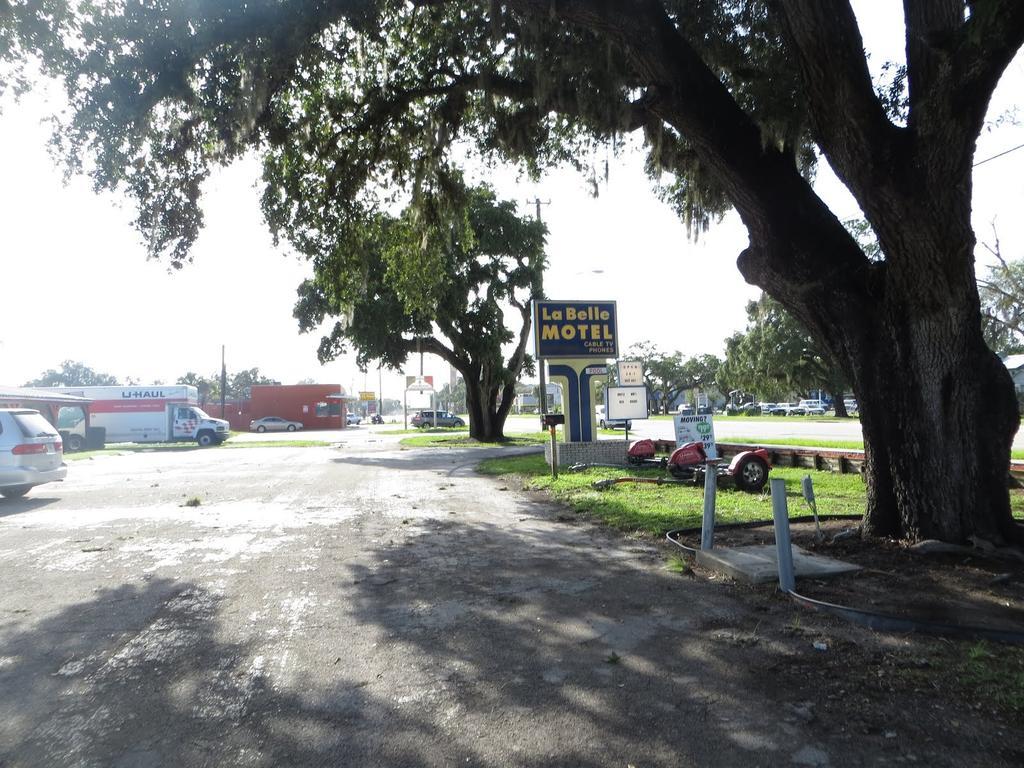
[673,414,717,459]
[606,386,649,421]
[618,360,643,386]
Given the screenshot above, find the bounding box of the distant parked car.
[842,399,859,415]
[411,410,466,428]
[770,403,806,416]
[595,405,632,430]
[250,416,303,433]
[346,412,362,426]
[797,399,827,415]
[0,408,67,498]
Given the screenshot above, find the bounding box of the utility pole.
[220,345,227,419]
[527,198,551,418]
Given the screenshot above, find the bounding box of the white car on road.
[0,408,67,498]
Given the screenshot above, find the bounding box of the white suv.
[0,408,67,498]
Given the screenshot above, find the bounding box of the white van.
[0,408,67,498]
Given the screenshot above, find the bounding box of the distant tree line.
[23,361,280,405]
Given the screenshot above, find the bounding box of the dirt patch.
[681,519,1024,633]
[669,519,1024,763]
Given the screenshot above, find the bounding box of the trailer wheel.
[734,455,769,493]
[67,434,85,452]
[599,419,606,429]
[196,431,216,447]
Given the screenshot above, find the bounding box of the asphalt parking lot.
[0,436,1018,766]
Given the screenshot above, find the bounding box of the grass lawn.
[399,433,547,448]
[724,436,865,451]
[477,454,1024,534]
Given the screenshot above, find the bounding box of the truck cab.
[171,406,230,446]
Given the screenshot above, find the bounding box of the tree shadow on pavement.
[338,509,1024,767]
[3,517,1022,767]
[0,578,503,767]
[337,512,822,767]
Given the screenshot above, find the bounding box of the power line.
[974,142,1024,167]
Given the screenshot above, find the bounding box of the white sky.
[1,3,1022,404]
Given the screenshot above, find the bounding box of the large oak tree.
[292,185,544,441]
[4,0,1022,543]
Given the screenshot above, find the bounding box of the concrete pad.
[695,544,861,585]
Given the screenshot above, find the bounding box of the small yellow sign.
[359,391,376,401]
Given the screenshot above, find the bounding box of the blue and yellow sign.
[534,300,618,359]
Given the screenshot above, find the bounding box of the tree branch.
[398,335,463,371]
[506,0,873,300]
[950,0,1024,136]
[903,0,962,127]
[776,0,900,189]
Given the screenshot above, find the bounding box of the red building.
[250,384,347,430]
[209,384,349,431]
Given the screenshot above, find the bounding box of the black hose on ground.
[665,518,1024,645]
[664,515,863,553]
[785,589,1024,644]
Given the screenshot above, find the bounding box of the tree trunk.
[464,371,509,442]
[782,215,1023,545]
[832,394,848,419]
[849,301,1020,544]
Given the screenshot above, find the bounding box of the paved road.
[1,436,1018,766]
[235,416,1024,450]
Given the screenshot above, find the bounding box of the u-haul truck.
[56,385,230,446]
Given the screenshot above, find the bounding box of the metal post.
[535,299,548,420]
[549,425,558,479]
[529,199,549,424]
[771,478,796,592]
[701,461,717,550]
[801,474,823,541]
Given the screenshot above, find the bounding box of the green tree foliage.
[294,184,543,441]
[177,371,218,405]
[24,360,119,387]
[228,368,279,399]
[976,233,1024,357]
[177,368,277,402]
[437,378,468,415]
[718,295,848,414]
[6,0,1024,542]
[627,342,684,414]
[626,343,720,413]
